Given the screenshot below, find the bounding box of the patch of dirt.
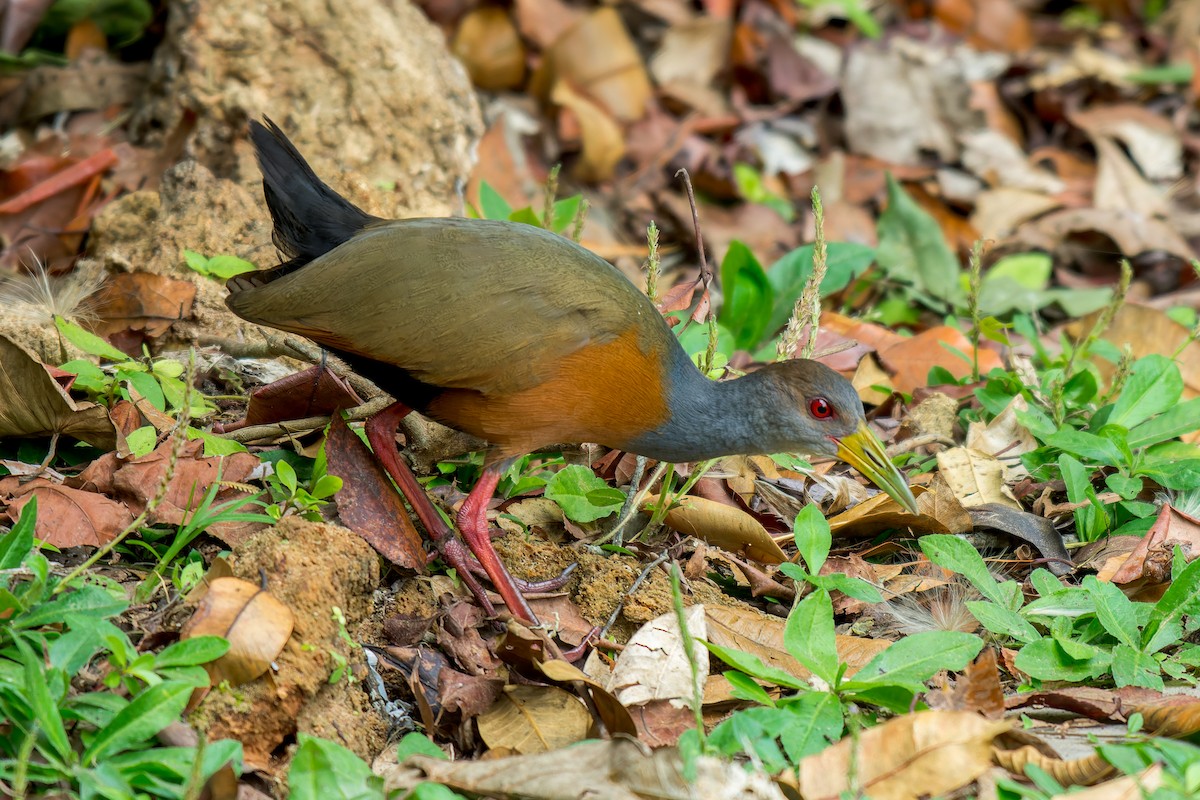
[190,517,383,773]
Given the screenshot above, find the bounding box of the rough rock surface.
[86,0,483,347]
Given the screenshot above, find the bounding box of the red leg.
[365,403,538,624]
[457,465,539,624]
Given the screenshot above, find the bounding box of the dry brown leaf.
[930,649,1005,719]
[1112,505,1200,586]
[878,326,1003,396]
[536,657,638,738]
[180,577,295,686]
[1071,105,1183,183]
[385,738,787,799]
[452,8,526,91]
[966,395,1036,481]
[784,710,1010,800]
[0,333,120,450]
[2,479,133,548]
[994,745,1114,787]
[826,486,950,538]
[936,447,1020,509]
[606,605,707,706]
[476,685,591,754]
[550,80,626,182]
[851,353,892,405]
[89,272,196,338]
[1068,304,1200,403]
[646,493,787,564]
[970,187,1062,241]
[540,8,651,122]
[1047,765,1164,800]
[1017,209,1195,267]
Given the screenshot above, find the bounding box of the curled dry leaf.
[1047,765,1163,800]
[782,710,1010,800]
[1110,504,1200,586]
[606,604,707,707]
[877,326,1003,396]
[966,395,1036,481]
[536,658,638,738]
[826,486,950,539]
[1068,304,1200,404]
[936,447,1021,509]
[476,685,591,754]
[89,272,196,338]
[180,577,295,686]
[994,745,1113,788]
[644,493,787,564]
[0,332,120,450]
[215,364,362,433]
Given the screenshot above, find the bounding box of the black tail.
[248,117,379,275]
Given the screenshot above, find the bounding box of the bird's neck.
[625,356,795,462]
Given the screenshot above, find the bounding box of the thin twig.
[675,168,718,375]
[608,455,647,548]
[216,395,393,443]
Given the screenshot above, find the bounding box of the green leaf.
[792,504,830,574]
[1082,575,1139,648]
[1104,473,1143,500]
[183,249,209,273]
[874,174,963,308]
[16,585,127,630]
[396,732,448,761]
[1111,644,1164,689]
[766,242,875,332]
[718,241,775,350]
[1014,638,1111,682]
[289,733,384,800]
[815,573,884,604]
[16,637,71,764]
[0,496,36,570]
[477,183,512,221]
[724,670,776,706]
[54,316,127,361]
[154,636,230,668]
[543,465,624,523]
[1045,428,1123,466]
[919,534,1005,606]
[1126,63,1193,84]
[779,691,844,762]
[202,255,257,279]
[185,428,249,456]
[125,426,157,458]
[1110,355,1184,429]
[701,641,809,690]
[121,368,165,411]
[83,680,192,764]
[965,601,1040,644]
[784,589,838,684]
[1130,398,1200,447]
[550,195,583,234]
[1136,459,1200,490]
[1143,553,1200,648]
[845,631,982,692]
[985,253,1051,290]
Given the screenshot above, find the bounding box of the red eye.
[809,397,833,419]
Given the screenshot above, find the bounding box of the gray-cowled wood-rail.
[227,118,917,625]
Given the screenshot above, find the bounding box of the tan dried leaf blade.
[476,685,591,754]
[0,332,119,449]
[180,577,295,686]
[646,493,787,564]
[607,604,707,706]
[783,710,1010,800]
[937,447,1021,509]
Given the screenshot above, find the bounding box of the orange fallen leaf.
[180,577,295,686]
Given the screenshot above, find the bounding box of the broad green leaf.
[874,174,963,308]
[965,601,1040,644]
[1111,644,1164,689]
[919,535,1004,605]
[784,589,838,684]
[550,195,583,233]
[792,504,830,574]
[125,426,157,458]
[0,496,35,570]
[396,732,448,761]
[185,427,249,456]
[1045,428,1123,466]
[154,636,230,668]
[1110,355,1183,429]
[724,670,777,706]
[701,641,808,690]
[1104,473,1143,500]
[183,249,209,273]
[120,368,165,411]
[1144,553,1200,647]
[718,241,775,350]
[16,585,127,630]
[844,631,981,691]
[1136,459,1200,490]
[83,681,192,764]
[203,255,257,279]
[1014,638,1111,682]
[766,242,875,331]
[1082,576,1139,648]
[984,252,1051,290]
[543,465,624,522]
[779,691,844,762]
[17,637,71,764]
[288,733,383,800]
[815,573,883,603]
[477,182,512,221]
[54,316,127,361]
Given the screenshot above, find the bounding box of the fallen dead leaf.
[825,487,950,538]
[606,605,707,707]
[1110,504,1200,585]
[1046,765,1164,800]
[966,395,1036,481]
[538,8,651,122]
[995,745,1113,788]
[537,657,638,738]
[180,576,295,686]
[550,80,626,182]
[0,333,120,450]
[784,710,1010,800]
[2,478,133,548]
[936,447,1021,509]
[878,327,1004,396]
[646,492,787,564]
[89,272,196,339]
[476,685,591,754]
[452,8,526,91]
